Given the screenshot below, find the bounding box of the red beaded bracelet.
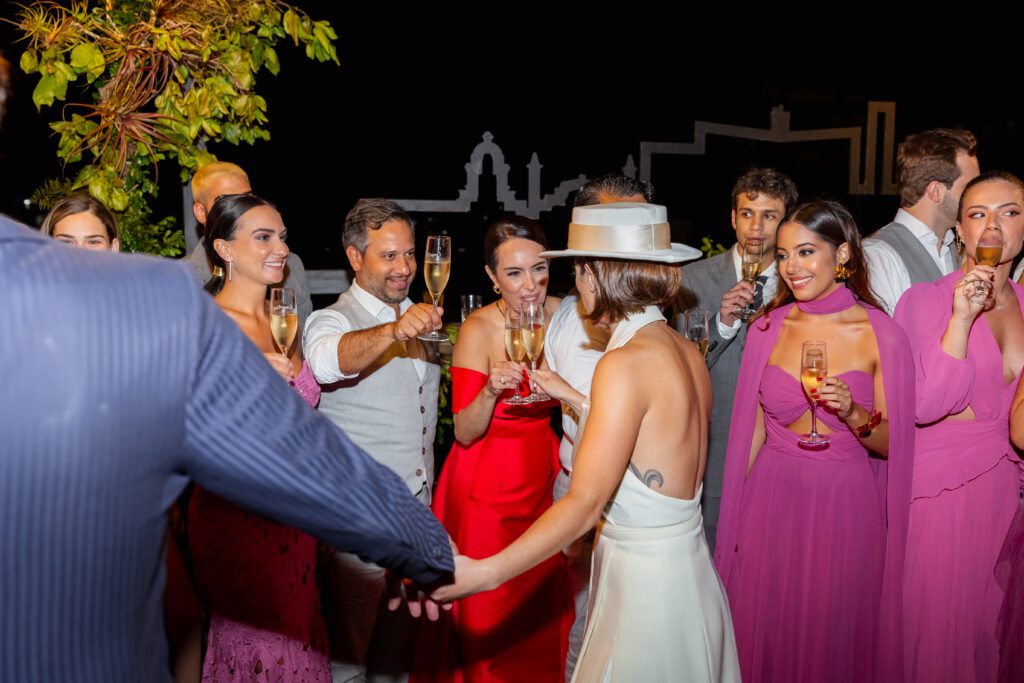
[851,409,882,438]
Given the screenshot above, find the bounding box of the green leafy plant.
[11,0,338,254]
[699,235,728,257]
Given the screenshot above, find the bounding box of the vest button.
[419,386,423,394]
[422,447,426,455]
[420,405,425,413]
[415,468,424,477]
[422,427,427,435]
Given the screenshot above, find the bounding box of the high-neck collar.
[795,284,856,315]
[606,305,666,350]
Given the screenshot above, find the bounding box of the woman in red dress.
[419,216,573,682]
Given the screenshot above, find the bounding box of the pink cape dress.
[715,286,915,683]
[894,272,1024,683]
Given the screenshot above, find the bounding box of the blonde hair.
[191,162,249,205]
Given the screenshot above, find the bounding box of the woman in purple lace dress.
[183,193,330,681]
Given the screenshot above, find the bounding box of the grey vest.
[870,221,952,284]
[316,290,440,495]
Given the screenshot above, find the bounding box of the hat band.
[567,221,672,254]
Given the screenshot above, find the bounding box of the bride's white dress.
[569,307,740,683]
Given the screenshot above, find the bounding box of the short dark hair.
[41,194,120,242]
[575,174,654,207]
[730,167,799,213]
[483,216,548,271]
[898,128,978,207]
[578,258,680,324]
[343,199,413,254]
[203,193,278,295]
[957,170,1024,222]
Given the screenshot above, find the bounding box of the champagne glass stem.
[810,402,819,438]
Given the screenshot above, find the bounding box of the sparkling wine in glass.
[738,240,764,321]
[270,287,298,355]
[799,341,830,447]
[520,300,550,403]
[502,304,529,405]
[419,235,451,341]
[684,307,710,358]
[972,234,1004,303]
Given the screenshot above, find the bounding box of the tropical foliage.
[11,0,338,253]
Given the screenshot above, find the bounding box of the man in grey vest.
[674,167,798,552]
[864,129,980,315]
[304,198,442,683]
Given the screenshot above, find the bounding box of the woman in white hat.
[431,202,740,683]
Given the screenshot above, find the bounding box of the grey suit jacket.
[674,249,747,548]
[0,216,452,682]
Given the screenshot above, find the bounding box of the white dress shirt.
[304,282,427,383]
[717,245,779,340]
[863,209,958,316]
[545,296,609,473]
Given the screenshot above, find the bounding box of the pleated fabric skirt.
[571,512,740,683]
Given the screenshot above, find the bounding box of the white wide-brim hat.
[540,202,702,264]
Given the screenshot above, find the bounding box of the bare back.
[592,323,711,501]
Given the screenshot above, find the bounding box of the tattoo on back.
[628,462,665,489]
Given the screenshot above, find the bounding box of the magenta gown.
[716,286,915,683]
[188,361,332,682]
[894,272,1024,683]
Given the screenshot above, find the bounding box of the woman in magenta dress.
[895,171,1024,683]
[179,193,331,681]
[715,200,915,683]
[415,216,572,682]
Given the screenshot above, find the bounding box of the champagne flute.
[738,240,763,321]
[270,287,298,356]
[520,300,550,402]
[973,232,1004,304]
[502,304,529,405]
[799,341,830,447]
[419,235,451,341]
[683,307,710,358]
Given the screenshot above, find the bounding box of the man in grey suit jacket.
[863,129,979,315]
[0,215,452,682]
[675,168,798,551]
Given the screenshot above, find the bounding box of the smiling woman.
[414,215,573,683]
[715,200,915,683]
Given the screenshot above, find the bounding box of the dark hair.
[761,199,883,323]
[343,198,413,254]
[898,128,978,207]
[203,192,278,295]
[956,170,1024,222]
[730,167,799,214]
[483,216,548,271]
[41,193,120,242]
[575,174,654,207]
[577,257,680,324]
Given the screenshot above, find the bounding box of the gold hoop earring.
[492,282,500,294]
[834,262,852,282]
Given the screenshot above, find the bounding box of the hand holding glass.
[419,235,451,341]
[799,341,830,447]
[738,240,763,321]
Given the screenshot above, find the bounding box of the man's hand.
[392,303,444,342]
[719,280,755,327]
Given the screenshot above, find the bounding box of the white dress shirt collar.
[895,208,956,250]
[350,280,412,322]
